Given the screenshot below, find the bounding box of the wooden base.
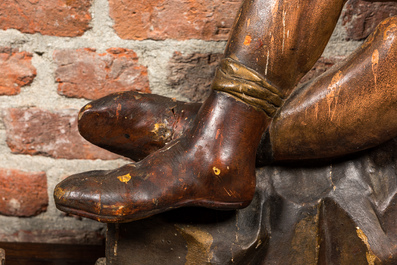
[0,242,104,265]
[0,248,4,265]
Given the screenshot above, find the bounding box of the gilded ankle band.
[212,58,284,117]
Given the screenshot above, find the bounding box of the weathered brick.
[168,52,223,102]
[3,108,122,160]
[342,0,397,40]
[0,48,36,96]
[109,0,243,40]
[0,168,47,217]
[0,0,91,37]
[299,57,345,84]
[54,48,150,100]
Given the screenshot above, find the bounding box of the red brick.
[299,56,345,84]
[0,0,91,37]
[342,0,397,40]
[109,0,243,40]
[0,168,47,217]
[54,48,150,100]
[3,108,122,160]
[168,52,223,102]
[0,48,36,96]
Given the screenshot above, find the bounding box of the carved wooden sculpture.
[76,15,397,165]
[54,0,348,222]
[54,0,397,263]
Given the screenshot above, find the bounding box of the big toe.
[54,170,107,216]
[77,97,117,142]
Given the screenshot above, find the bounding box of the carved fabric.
[212,58,284,117]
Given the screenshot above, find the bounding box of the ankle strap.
[212,58,284,117]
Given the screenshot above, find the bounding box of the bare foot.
[78,91,200,161]
[55,91,268,222]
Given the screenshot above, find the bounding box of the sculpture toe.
[54,170,109,220]
[77,91,199,161]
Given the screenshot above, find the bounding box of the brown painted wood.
[55,0,348,223]
[77,16,397,165]
[0,242,104,265]
[269,16,397,161]
[55,91,268,222]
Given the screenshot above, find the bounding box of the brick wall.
[0,0,395,245]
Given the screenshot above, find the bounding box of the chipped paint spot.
[151,123,172,140]
[282,10,286,53]
[223,188,233,197]
[291,204,322,264]
[384,23,397,40]
[327,71,343,121]
[116,103,122,120]
[114,240,118,257]
[329,164,336,190]
[54,187,66,199]
[175,225,213,264]
[265,49,270,76]
[243,35,252,46]
[234,210,239,246]
[159,140,180,153]
[215,129,221,139]
[314,102,319,120]
[78,104,92,120]
[83,104,92,110]
[114,205,125,215]
[255,240,262,249]
[133,94,142,100]
[372,49,379,89]
[117,173,131,183]
[356,227,379,265]
[213,167,221,175]
[78,111,84,121]
[372,49,379,66]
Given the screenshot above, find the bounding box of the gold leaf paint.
[290,203,321,265]
[78,104,92,120]
[356,227,379,265]
[117,173,131,183]
[151,123,172,140]
[213,167,221,175]
[175,225,213,264]
[54,187,66,199]
[243,35,252,46]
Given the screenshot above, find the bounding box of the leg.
[54,0,346,222]
[78,0,348,161]
[80,16,397,164]
[268,16,397,161]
